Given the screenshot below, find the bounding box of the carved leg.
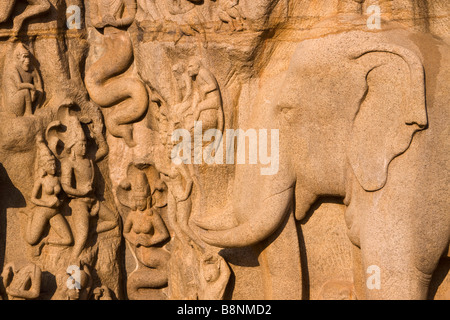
[48,214,73,246]
[69,200,91,262]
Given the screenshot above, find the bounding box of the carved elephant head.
[196,28,427,249]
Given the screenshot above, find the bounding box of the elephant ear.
[348,44,427,192]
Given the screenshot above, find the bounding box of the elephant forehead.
[292,29,422,65]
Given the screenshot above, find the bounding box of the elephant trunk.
[197,186,294,248]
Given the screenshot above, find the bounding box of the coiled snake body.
[85,28,148,147]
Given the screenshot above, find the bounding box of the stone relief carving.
[85,0,149,147]
[1,262,42,300]
[1,43,44,118]
[0,0,448,302]
[0,0,51,36]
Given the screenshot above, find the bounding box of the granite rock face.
[0,0,448,300]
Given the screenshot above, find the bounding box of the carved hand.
[19,83,35,91]
[102,14,118,27]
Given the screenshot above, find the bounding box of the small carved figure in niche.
[122,172,169,248]
[92,286,113,300]
[167,0,207,48]
[198,251,231,300]
[0,0,51,35]
[119,170,171,300]
[1,43,43,117]
[214,0,246,32]
[161,139,206,251]
[86,0,149,148]
[24,136,73,248]
[60,123,97,263]
[52,264,92,300]
[172,62,193,106]
[188,57,223,129]
[1,262,42,300]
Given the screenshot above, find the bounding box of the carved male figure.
[121,171,171,300]
[215,0,246,31]
[60,129,96,263]
[2,43,43,117]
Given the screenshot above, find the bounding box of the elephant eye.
[280,105,294,117]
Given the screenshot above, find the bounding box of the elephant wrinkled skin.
[195,24,450,300]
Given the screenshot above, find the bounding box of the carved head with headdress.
[36,135,56,178]
[132,171,151,211]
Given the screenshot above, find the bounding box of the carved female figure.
[121,172,171,300]
[24,137,73,247]
[215,0,246,32]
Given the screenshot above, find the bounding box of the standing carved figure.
[161,138,207,251]
[24,136,73,248]
[0,0,50,35]
[1,43,43,117]
[85,0,149,148]
[59,123,97,263]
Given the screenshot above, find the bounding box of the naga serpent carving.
[85,0,148,148]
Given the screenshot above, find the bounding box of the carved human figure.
[92,286,113,300]
[215,0,246,32]
[172,62,193,106]
[167,0,207,47]
[120,171,171,300]
[24,136,73,248]
[45,105,119,265]
[86,0,149,148]
[1,263,42,300]
[0,0,51,34]
[197,252,231,300]
[1,43,43,117]
[52,264,92,300]
[60,126,97,263]
[161,139,206,251]
[186,57,224,135]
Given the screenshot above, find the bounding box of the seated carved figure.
[121,171,170,300]
[0,0,51,34]
[1,263,42,300]
[174,57,224,137]
[1,43,43,117]
[215,0,246,31]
